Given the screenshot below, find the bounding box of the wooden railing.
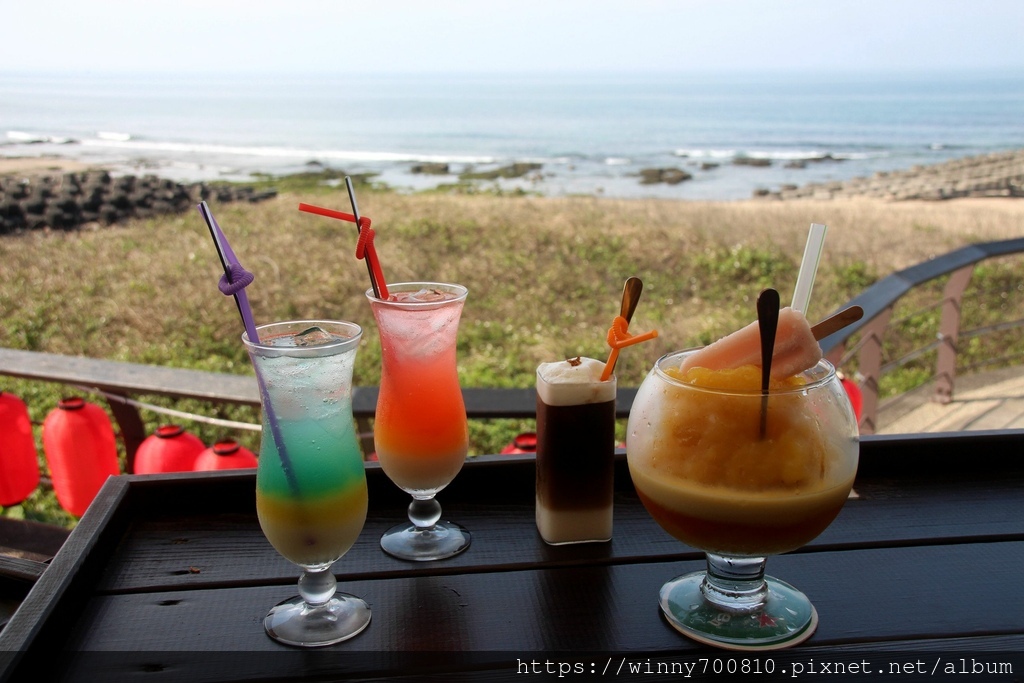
[0,346,636,471]
[1,237,1022,462]
[818,236,1024,434]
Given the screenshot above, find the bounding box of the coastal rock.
[410,162,450,175]
[460,163,542,181]
[756,149,1024,201]
[639,167,693,185]
[733,156,771,167]
[0,171,277,235]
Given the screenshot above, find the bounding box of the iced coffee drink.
[535,357,616,545]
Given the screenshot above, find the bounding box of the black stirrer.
[345,176,381,299]
[757,288,780,439]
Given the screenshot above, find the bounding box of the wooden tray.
[2,431,1023,682]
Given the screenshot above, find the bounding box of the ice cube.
[293,326,337,347]
[391,288,448,303]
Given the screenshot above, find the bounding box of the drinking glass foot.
[380,520,471,561]
[264,593,371,647]
[659,571,817,651]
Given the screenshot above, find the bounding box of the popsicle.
[681,307,821,379]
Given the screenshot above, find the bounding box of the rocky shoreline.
[2,148,1021,235]
[755,149,1024,201]
[0,169,276,234]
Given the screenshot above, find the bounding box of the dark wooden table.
[2,431,1023,682]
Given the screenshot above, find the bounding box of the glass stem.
[701,553,768,613]
[297,566,337,608]
[408,496,442,531]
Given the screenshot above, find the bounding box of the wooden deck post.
[934,266,974,405]
[104,396,147,473]
[856,306,893,435]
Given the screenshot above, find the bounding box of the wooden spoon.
[811,305,864,341]
[603,277,644,379]
[620,276,643,324]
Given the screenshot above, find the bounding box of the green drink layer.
[256,415,364,499]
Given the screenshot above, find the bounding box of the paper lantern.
[500,432,537,455]
[134,425,205,474]
[43,397,120,517]
[0,391,41,506]
[840,374,863,422]
[193,439,257,471]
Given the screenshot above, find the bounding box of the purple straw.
[197,202,260,344]
[197,202,301,495]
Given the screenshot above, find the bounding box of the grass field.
[2,182,1023,526]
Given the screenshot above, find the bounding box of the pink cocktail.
[367,282,470,561]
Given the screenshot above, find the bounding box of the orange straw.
[298,195,390,300]
[601,315,658,382]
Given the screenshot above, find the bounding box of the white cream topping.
[536,357,616,406]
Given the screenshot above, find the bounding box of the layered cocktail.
[244,320,370,647]
[367,282,470,561]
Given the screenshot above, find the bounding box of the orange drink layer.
[627,359,858,557]
[369,283,469,495]
[257,483,368,568]
[374,349,468,492]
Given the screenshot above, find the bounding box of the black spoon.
[757,288,780,439]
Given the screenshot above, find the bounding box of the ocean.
[2,70,1022,200]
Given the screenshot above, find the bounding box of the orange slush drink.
[627,356,858,557]
[369,284,469,495]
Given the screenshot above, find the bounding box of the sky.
[3,0,1024,74]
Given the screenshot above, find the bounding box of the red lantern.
[839,373,863,422]
[500,432,537,455]
[43,397,120,517]
[0,392,40,506]
[193,439,257,471]
[133,425,205,474]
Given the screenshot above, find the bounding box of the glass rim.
[241,319,363,354]
[653,348,837,397]
[365,281,468,307]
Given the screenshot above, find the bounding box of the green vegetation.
[1,182,1022,526]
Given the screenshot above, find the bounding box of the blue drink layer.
[250,328,364,499]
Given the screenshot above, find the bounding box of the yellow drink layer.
[627,363,857,556]
[652,365,850,491]
[256,480,368,568]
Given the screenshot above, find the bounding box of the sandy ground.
[0,156,96,176]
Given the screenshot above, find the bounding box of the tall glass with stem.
[626,350,859,650]
[367,282,470,561]
[243,320,370,647]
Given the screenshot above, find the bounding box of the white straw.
[791,223,827,315]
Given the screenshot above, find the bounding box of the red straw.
[298,197,389,299]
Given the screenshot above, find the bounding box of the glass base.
[659,571,817,651]
[380,520,471,561]
[264,592,371,647]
